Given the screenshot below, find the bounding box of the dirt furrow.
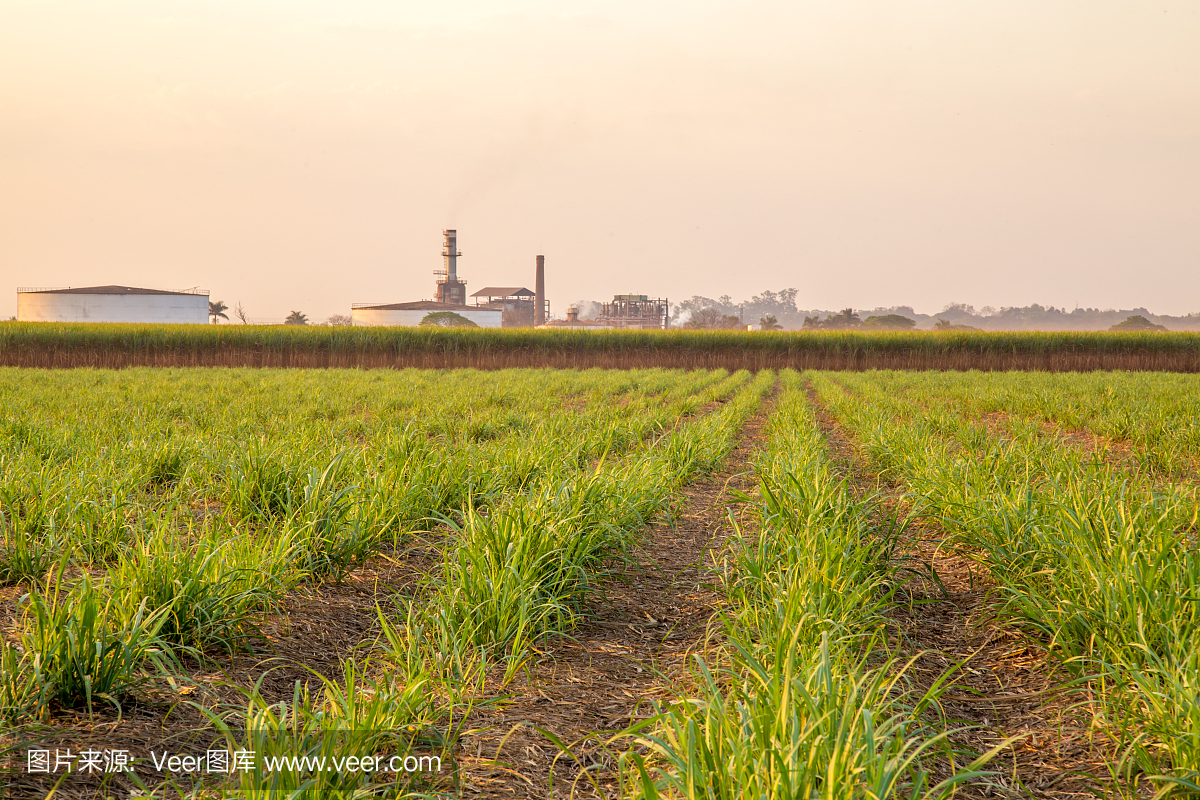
[2,554,426,799]
[803,380,1107,799]
[457,384,778,799]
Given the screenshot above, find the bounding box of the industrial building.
[351,300,501,328]
[537,294,670,330]
[596,295,670,329]
[471,287,536,326]
[433,229,468,306]
[353,230,548,329]
[539,307,615,330]
[16,285,209,324]
[469,254,550,327]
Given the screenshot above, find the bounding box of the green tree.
[1109,315,1167,331]
[801,310,865,330]
[419,311,479,328]
[830,308,860,328]
[209,300,229,324]
[860,314,915,331]
[931,317,979,331]
[284,311,308,326]
[759,314,783,331]
[683,308,741,330]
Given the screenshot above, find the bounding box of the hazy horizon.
[3,1,1198,322]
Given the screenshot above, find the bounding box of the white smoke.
[571,300,603,320]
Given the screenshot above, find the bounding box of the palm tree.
[209,300,229,324]
[759,314,782,331]
[835,308,860,326]
[284,311,308,326]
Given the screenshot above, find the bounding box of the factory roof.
[17,285,207,296]
[352,300,497,312]
[470,287,535,298]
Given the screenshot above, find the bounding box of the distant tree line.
[202,292,1196,331]
[666,290,1200,332]
[682,308,741,330]
[916,303,1199,332]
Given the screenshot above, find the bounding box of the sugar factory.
[351,230,545,328]
[352,229,669,330]
[11,229,670,328]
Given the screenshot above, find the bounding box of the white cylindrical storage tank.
[17,285,209,324]
[352,301,502,328]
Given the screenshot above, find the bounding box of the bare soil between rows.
[1,554,428,800]
[1,387,776,799]
[804,380,1111,799]
[454,384,778,799]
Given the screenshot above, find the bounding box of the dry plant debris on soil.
[2,557,422,799]
[805,379,1117,799]
[1,370,771,799]
[7,368,1196,798]
[454,388,778,799]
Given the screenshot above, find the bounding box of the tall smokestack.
[443,230,458,281]
[534,255,545,326]
[435,229,466,305]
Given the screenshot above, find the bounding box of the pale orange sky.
[2,1,1198,321]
